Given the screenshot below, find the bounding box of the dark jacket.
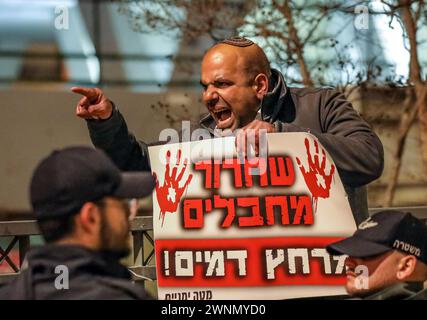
[359,282,427,300]
[87,69,384,224]
[0,245,150,300]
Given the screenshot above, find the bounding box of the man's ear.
[76,202,101,235]
[253,73,269,100]
[396,255,417,280]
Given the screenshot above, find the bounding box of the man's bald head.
[200,37,271,130]
[204,37,272,82]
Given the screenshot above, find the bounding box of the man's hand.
[235,119,275,156]
[71,87,113,120]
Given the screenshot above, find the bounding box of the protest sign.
[149,132,356,300]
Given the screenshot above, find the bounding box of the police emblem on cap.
[358,217,378,230]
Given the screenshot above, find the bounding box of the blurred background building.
[0,0,426,278]
[1,0,426,211]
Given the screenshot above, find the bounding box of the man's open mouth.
[212,107,234,129]
[213,108,231,121]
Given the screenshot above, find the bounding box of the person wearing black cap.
[326,210,427,300]
[0,146,155,300]
[71,36,383,226]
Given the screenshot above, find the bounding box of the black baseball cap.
[326,210,427,264]
[30,146,155,219]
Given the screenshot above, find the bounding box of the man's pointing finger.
[71,87,98,100]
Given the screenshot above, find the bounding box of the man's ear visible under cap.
[397,254,417,280]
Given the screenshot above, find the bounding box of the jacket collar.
[260,68,289,123]
[26,244,131,280]
[363,282,425,300]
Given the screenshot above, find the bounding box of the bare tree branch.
[274,0,314,86]
[384,87,417,206]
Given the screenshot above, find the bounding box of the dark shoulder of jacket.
[364,282,421,300]
[0,283,15,300]
[38,276,152,300]
[288,86,340,98]
[0,274,32,300]
[92,276,152,300]
[287,87,346,114]
[406,289,427,300]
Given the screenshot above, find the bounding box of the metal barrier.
[0,216,156,285]
[0,206,426,286]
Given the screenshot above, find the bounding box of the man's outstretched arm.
[72,87,150,171]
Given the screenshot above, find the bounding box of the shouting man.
[72,36,383,224]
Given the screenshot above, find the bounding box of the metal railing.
[0,215,156,285]
[1,206,426,286]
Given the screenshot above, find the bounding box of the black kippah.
[220,36,254,47]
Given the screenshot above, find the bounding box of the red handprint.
[296,138,335,212]
[153,149,193,227]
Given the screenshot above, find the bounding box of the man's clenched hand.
[235,119,275,156]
